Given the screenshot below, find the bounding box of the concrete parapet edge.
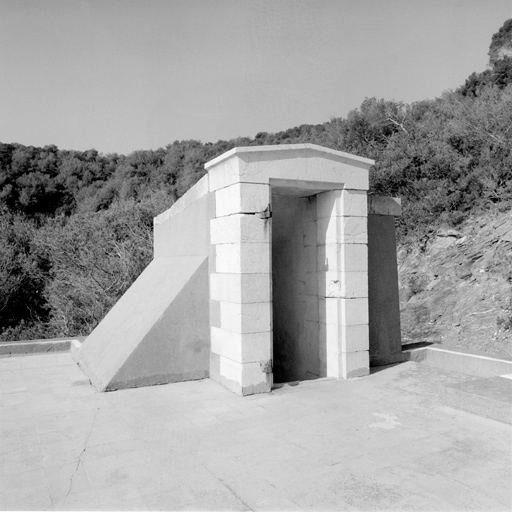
[204,144,375,171]
[154,174,209,224]
[0,338,81,356]
[403,344,512,377]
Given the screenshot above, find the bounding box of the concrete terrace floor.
[0,353,511,511]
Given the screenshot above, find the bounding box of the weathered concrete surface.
[74,177,214,391]
[153,176,212,258]
[368,214,404,366]
[73,257,210,391]
[0,352,510,511]
[272,194,319,382]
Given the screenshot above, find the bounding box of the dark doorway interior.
[271,193,320,383]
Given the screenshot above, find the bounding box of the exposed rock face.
[399,211,512,358]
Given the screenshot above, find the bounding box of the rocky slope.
[398,210,512,358]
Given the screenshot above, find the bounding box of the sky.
[1,0,511,155]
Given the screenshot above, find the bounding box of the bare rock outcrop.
[399,211,512,357]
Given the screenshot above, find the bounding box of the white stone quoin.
[206,144,374,394]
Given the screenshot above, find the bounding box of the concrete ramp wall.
[73,176,214,391]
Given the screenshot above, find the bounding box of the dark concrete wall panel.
[368,214,403,366]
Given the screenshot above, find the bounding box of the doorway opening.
[271,190,320,384]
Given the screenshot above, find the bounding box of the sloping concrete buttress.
[73,177,215,391]
[73,144,402,395]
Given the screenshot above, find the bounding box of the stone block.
[206,145,372,192]
[218,355,242,394]
[303,220,317,247]
[241,361,272,395]
[210,273,238,303]
[341,216,368,245]
[305,271,318,296]
[342,324,369,353]
[215,243,270,274]
[319,271,368,298]
[210,273,271,303]
[217,357,271,395]
[211,327,243,362]
[210,299,221,328]
[345,190,368,217]
[316,190,338,220]
[240,148,370,190]
[368,196,401,216]
[317,216,367,245]
[243,333,272,364]
[316,216,336,245]
[305,319,319,343]
[305,295,319,322]
[215,183,269,217]
[318,322,339,378]
[326,351,340,378]
[206,155,241,192]
[340,350,370,379]
[303,196,317,222]
[211,327,271,364]
[319,297,369,326]
[303,246,317,271]
[220,301,271,334]
[319,322,369,354]
[317,243,368,273]
[317,189,367,219]
[342,297,369,326]
[210,214,270,245]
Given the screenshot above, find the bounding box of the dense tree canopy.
[489,18,512,66]
[2,19,512,341]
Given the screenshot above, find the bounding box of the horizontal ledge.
[368,196,401,216]
[205,144,375,170]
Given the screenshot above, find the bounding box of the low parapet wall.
[0,338,80,356]
[404,343,512,377]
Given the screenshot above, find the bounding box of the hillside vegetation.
[1,20,512,356]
